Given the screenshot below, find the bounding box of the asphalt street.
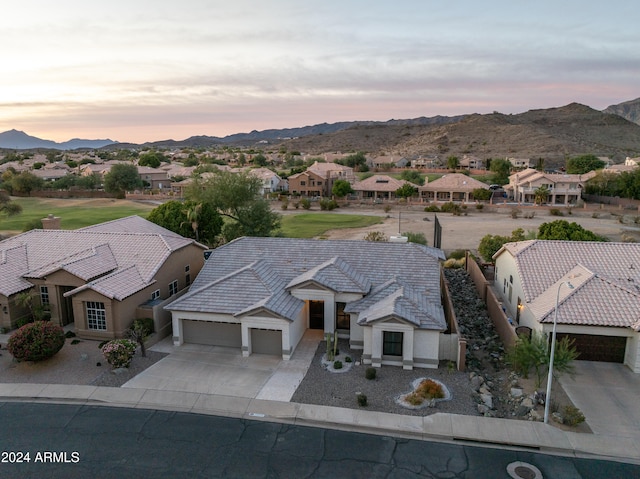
[1,402,637,478]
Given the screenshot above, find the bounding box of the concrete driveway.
[559,361,640,438]
[122,331,322,400]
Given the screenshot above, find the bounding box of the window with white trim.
[151,289,161,300]
[86,301,106,330]
[169,280,178,296]
[383,331,403,356]
[40,286,50,306]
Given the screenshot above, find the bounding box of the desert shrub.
[440,202,462,215]
[280,199,289,210]
[365,367,377,380]
[300,198,311,210]
[319,198,338,210]
[475,203,484,210]
[363,231,388,242]
[71,339,81,345]
[443,258,465,269]
[8,321,65,362]
[15,316,34,328]
[101,339,137,369]
[64,330,76,338]
[563,405,585,426]
[510,208,521,219]
[404,231,428,245]
[549,208,563,216]
[424,205,440,212]
[416,379,445,399]
[345,356,352,363]
[383,204,392,213]
[333,360,343,369]
[357,393,368,407]
[132,317,154,336]
[447,249,466,260]
[591,212,599,219]
[405,393,424,406]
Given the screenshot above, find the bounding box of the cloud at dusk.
[1,0,638,143]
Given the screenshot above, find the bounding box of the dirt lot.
[318,203,640,252]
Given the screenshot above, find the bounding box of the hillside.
[282,103,640,162]
[603,97,640,126]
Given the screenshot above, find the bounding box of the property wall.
[625,335,640,373]
[413,330,440,368]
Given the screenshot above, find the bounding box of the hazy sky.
[1,1,638,143]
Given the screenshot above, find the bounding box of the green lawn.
[0,197,154,232]
[279,213,383,238]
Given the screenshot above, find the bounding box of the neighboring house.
[166,237,451,369]
[419,173,490,202]
[0,216,206,340]
[352,175,412,201]
[507,157,531,169]
[367,155,408,169]
[411,157,441,169]
[137,166,170,190]
[624,157,640,167]
[493,240,640,372]
[32,168,72,181]
[505,168,596,205]
[248,167,287,195]
[289,161,355,197]
[458,155,484,170]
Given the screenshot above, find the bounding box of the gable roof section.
[168,238,445,329]
[496,240,640,329]
[0,216,204,299]
[347,277,445,329]
[352,175,409,192]
[419,173,489,192]
[286,257,371,294]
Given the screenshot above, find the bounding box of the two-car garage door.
[183,320,242,348]
[557,333,627,363]
[182,320,282,356]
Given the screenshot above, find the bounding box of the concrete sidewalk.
[0,381,639,464]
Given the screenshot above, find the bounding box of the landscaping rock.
[480,393,493,409]
[521,397,535,409]
[552,412,564,424]
[510,388,523,398]
[470,375,484,392]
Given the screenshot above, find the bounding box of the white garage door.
[251,329,282,356]
[183,320,241,348]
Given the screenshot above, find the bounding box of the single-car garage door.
[251,328,282,356]
[183,320,242,348]
[557,333,626,363]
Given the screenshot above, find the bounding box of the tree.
[182,203,203,241]
[11,171,44,196]
[336,152,368,171]
[404,232,428,245]
[147,200,222,245]
[186,170,280,242]
[0,190,22,217]
[537,220,605,241]
[447,156,459,170]
[251,153,268,167]
[332,179,354,198]
[478,228,525,262]
[472,188,493,201]
[104,163,142,195]
[395,183,418,199]
[489,158,511,185]
[533,185,550,205]
[138,151,164,168]
[566,154,605,174]
[400,170,425,185]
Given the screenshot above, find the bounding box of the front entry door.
[309,301,324,329]
[59,286,75,326]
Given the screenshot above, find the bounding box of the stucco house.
[166,237,452,370]
[493,240,640,372]
[505,168,596,205]
[0,216,206,340]
[352,174,413,201]
[419,173,490,202]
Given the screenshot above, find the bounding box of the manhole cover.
[506,461,542,479]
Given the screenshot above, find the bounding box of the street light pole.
[544,281,574,424]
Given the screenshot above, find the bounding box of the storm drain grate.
[506,461,543,479]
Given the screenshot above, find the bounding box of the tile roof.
[353,175,410,193]
[167,237,445,330]
[497,240,640,329]
[419,173,489,191]
[0,216,203,299]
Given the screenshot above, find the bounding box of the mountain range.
[1,98,640,160]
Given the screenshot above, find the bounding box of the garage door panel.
[557,333,626,363]
[251,329,282,356]
[183,320,241,348]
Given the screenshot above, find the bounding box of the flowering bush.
[8,321,65,362]
[101,339,137,369]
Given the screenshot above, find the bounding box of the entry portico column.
[241,323,251,357]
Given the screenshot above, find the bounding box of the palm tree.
[181,203,202,241]
[534,185,550,205]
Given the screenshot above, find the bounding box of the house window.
[169,280,178,296]
[86,301,106,330]
[383,331,403,356]
[185,265,190,273]
[40,286,50,306]
[185,274,191,286]
[151,290,160,300]
[300,181,306,186]
[317,181,322,186]
[336,302,350,330]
